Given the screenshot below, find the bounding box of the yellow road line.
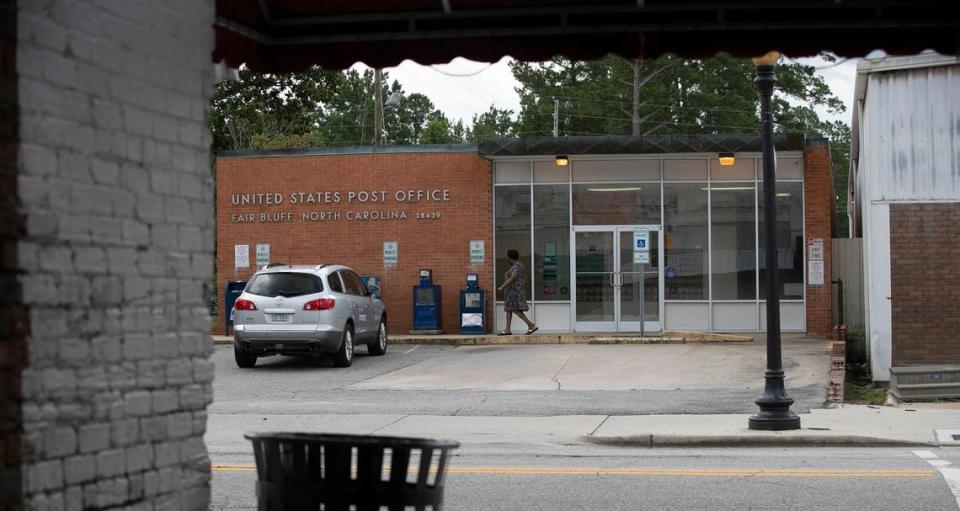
[211,464,933,478]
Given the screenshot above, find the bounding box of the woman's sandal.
[497,331,512,336]
[526,326,539,335]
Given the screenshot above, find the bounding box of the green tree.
[314,69,377,146]
[386,89,436,144]
[419,114,458,144]
[211,66,343,151]
[510,54,845,138]
[467,106,515,142]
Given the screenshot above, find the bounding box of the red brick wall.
[0,0,23,507]
[890,203,960,366]
[216,151,494,335]
[803,141,834,336]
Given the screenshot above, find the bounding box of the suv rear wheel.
[235,344,257,368]
[332,324,354,367]
[368,319,387,356]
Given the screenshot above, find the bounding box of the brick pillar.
[17,1,216,509]
[803,139,834,335]
[0,1,24,509]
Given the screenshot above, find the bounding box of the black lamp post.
[749,51,801,431]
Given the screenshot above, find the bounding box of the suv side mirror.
[367,285,380,296]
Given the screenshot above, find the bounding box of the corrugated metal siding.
[831,238,865,329]
[863,64,960,201]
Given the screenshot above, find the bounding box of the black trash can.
[245,432,460,511]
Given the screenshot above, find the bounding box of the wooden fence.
[831,238,865,329]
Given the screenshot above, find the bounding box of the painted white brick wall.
[17,1,215,509]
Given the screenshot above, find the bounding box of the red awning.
[214,0,960,72]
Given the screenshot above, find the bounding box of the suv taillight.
[304,298,335,311]
[234,299,256,311]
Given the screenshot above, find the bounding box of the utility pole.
[632,59,641,136]
[553,97,559,137]
[373,69,384,146]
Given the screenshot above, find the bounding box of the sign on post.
[633,228,650,264]
[383,241,398,266]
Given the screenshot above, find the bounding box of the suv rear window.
[246,273,323,297]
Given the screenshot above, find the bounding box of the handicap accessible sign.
[633,228,650,264]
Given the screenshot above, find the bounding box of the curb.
[389,333,752,346]
[581,434,933,448]
[211,334,752,346]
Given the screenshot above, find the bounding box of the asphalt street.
[206,341,960,509]
[211,445,960,510]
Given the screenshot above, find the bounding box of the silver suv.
[232,264,387,368]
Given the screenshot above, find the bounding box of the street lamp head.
[751,51,781,67]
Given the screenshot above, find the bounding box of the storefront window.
[495,186,532,298]
[534,185,570,301]
[759,181,804,299]
[664,183,708,300]
[711,184,757,300]
[572,184,661,225]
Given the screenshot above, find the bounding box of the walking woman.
[497,249,538,335]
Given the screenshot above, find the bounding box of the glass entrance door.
[573,226,662,332]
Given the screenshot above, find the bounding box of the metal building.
[850,52,960,382]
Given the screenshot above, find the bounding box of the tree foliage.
[509,54,846,138]
[211,66,343,151]
[213,67,467,150]
[467,106,515,142]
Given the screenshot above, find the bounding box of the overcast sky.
[354,55,859,127]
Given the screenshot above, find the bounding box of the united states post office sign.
[227,188,453,224]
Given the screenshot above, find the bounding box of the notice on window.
[470,240,485,264]
[808,260,824,285]
[234,244,249,268]
[255,244,270,266]
[383,241,398,266]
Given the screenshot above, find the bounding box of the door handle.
[609,273,615,288]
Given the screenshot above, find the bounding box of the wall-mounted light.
[718,152,736,166]
[555,155,569,166]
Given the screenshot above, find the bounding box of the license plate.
[268,313,293,322]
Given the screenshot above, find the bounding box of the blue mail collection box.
[223,280,247,335]
[412,269,441,331]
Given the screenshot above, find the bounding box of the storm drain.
[934,429,960,446]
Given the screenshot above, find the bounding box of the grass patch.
[844,364,888,405]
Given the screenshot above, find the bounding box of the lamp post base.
[748,411,801,431]
[749,370,801,431]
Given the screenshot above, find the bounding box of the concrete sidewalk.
[205,404,960,454]
[585,404,960,447]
